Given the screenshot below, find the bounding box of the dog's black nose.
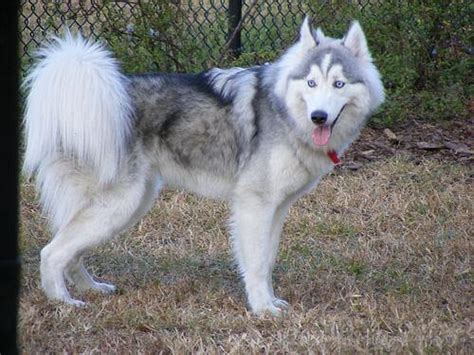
[311,110,328,124]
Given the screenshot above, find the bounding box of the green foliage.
[359,1,471,125]
[100,1,205,73]
[25,0,472,125]
[301,0,471,125]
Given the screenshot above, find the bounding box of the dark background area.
[0,1,20,354]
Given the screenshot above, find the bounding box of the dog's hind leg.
[40,176,160,305]
[64,178,161,296]
[64,255,117,294]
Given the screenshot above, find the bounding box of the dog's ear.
[343,21,371,61]
[298,16,317,50]
[312,27,325,46]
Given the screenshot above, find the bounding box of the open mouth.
[311,105,346,146]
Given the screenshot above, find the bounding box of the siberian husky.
[23,17,384,314]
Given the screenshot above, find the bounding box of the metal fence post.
[228,0,242,57]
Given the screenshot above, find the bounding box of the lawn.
[19,149,472,353]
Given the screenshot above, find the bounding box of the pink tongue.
[312,126,331,146]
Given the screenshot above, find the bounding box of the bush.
[358,1,471,125]
[22,0,472,126]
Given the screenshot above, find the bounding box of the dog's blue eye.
[334,80,345,88]
[307,79,316,88]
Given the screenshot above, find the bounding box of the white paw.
[52,295,86,307]
[93,282,117,294]
[272,297,290,309]
[251,298,290,316]
[254,304,284,316]
[68,298,87,307]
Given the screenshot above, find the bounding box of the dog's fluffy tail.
[23,32,133,185]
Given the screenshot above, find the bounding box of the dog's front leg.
[231,195,286,315]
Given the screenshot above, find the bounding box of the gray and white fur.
[23,18,384,314]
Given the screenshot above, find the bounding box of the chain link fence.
[20,0,394,73]
[18,1,472,124]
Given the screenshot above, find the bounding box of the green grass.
[19,156,472,353]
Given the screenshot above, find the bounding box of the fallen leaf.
[357,150,375,161]
[383,128,399,142]
[416,142,445,150]
[444,141,474,155]
[361,149,375,156]
[344,161,363,170]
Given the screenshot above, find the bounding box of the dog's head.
[270,17,384,150]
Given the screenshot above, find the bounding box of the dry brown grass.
[19,156,472,353]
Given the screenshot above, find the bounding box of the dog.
[23,17,384,314]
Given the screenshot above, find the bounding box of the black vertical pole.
[0,1,20,355]
[228,0,242,57]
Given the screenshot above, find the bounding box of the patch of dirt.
[342,119,473,171]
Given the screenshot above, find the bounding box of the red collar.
[327,150,341,165]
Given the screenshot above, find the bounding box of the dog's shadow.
[86,247,245,301]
